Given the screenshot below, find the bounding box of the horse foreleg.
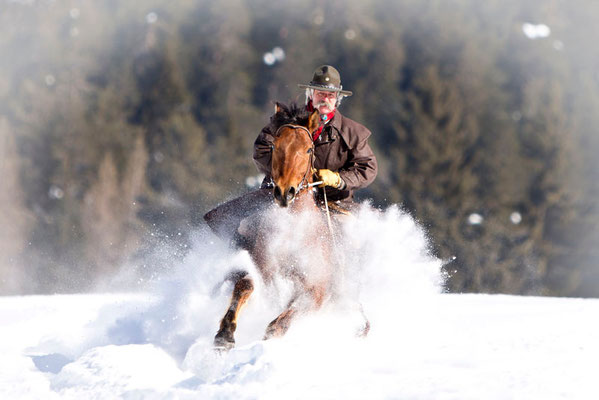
[263,284,328,340]
[214,274,254,351]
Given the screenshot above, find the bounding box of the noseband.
[274,124,315,194]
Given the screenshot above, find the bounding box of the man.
[204,65,377,244]
[254,64,377,205]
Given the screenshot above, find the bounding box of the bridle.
[273,123,334,233]
[274,124,318,194]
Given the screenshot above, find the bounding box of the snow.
[263,47,285,66]
[522,23,551,39]
[1,204,597,399]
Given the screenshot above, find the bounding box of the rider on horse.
[204,65,378,246]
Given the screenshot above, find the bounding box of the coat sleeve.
[253,125,274,176]
[338,130,378,191]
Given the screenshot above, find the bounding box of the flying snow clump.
[49,185,64,200]
[70,8,80,19]
[468,213,484,225]
[510,212,522,225]
[146,12,158,24]
[522,23,551,39]
[344,29,356,40]
[45,74,56,86]
[263,47,285,66]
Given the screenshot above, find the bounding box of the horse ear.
[274,102,283,114]
[308,110,320,133]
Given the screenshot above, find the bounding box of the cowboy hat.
[298,65,353,97]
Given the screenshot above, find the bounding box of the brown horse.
[213,103,337,350]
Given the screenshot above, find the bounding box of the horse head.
[271,103,320,207]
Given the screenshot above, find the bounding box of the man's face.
[312,90,338,114]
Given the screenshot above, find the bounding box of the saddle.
[317,199,353,216]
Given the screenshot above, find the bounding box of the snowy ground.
[1,204,597,399]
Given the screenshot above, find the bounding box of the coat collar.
[330,111,343,131]
[311,109,352,148]
[328,111,351,147]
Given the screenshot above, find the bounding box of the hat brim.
[298,83,353,97]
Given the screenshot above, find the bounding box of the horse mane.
[269,102,311,135]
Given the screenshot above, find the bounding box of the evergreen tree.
[0,119,35,294]
[1,0,598,295]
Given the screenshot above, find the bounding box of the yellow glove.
[316,169,341,188]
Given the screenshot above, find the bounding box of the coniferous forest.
[1,0,598,296]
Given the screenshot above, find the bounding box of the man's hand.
[316,169,341,188]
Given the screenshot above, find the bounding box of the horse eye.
[306,148,313,154]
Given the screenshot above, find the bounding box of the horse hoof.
[263,323,278,340]
[356,319,370,338]
[214,334,235,352]
[263,323,286,340]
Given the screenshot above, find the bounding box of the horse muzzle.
[273,185,296,207]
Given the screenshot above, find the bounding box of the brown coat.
[253,111,378,202]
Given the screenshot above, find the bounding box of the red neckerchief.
[306,100,336,141]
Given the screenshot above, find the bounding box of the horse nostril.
[287,186,296,201]
[274,186,288,207]
[273,186,282,202]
